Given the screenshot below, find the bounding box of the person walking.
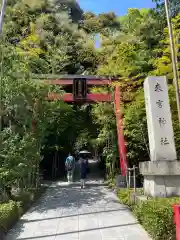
[65,153,75,183]
[79,155,88,188]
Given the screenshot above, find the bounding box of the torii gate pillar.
[114,86,127,176]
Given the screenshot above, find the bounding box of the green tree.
[81,12,120,35]
[151,13,180,81]
[124,91,149,166]
[153,0,180,18]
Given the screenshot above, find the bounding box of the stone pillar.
[140,76,180,197]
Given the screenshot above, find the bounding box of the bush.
[117,188,133,206]
[0,201,22,232]
[117,190,180,240]
[107,178,116,189]
[133,198,180,240]
[117,188,143,206]
[117,189,180,239]
[0,186,46,234]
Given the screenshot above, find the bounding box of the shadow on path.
[28,182,108,213]
[15,222,139,240]
[19,208,128,223]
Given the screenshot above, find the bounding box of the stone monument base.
[140,161,180,197]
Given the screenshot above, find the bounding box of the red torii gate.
[36,75,127,176]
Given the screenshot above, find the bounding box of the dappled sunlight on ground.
[5,180,151,240]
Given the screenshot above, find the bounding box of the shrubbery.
[0,187,46,234]
[117,188,180,240]
[0,201,22,233]
[133,198,177,240]
[117,188,133,206]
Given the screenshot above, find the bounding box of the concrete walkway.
[6,181,151,240]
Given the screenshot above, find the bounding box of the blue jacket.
[65,156,75,170]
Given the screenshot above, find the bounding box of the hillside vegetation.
[0,0,180,196]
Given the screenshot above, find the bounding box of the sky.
[78,0,156,16]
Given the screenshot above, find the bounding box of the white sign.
[144,76,177,161]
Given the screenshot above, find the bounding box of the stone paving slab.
[5,181,151,240]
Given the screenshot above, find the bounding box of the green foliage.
[117,188,133,206]
[152,13,180,81]
[169,85,180,156]
[124,91,149,165]
[133,198,179,240]
[91,98,118,176]
[107,178,116,188]
[153,0,180,18]
[117,189,178,239]
[0,187,46,233]
[123,84,180,165]
[0,0,101,193]
[97,8,162,79]
[3,0,97,75]
[0,201,22,232]
[81,12,120,35]
[96,9,180,167]
[1,0,180,199]
[117,188,143,206]
[0,39,72,188]
[98,41,150,79]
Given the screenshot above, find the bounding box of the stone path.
[6,181,151,240]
